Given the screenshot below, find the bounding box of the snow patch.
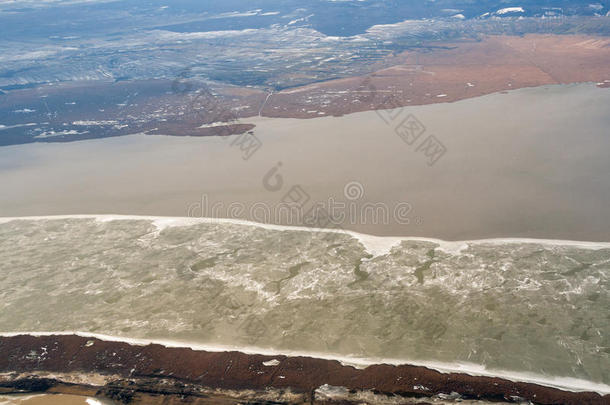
[496,7,525,15]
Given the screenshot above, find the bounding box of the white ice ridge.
[1,331,610,395]
[1,214,610,257]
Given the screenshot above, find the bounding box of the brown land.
[262,34,610,118]
[1,34,609,147]
[0,335,608,405]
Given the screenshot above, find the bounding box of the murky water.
[0,217,608,390]
[1,84,610,241]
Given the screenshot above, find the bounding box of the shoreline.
[1,332,609,395]
[1,214,608,399]
[2,34,610,148]
[1,215,609,257]
[2,82,610,241]
[1,334,609,404]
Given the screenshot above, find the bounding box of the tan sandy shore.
[0,394,111,404]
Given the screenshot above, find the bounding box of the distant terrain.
[1,33,609,146]
[0,1,609,145]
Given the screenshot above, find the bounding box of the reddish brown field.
[1,34,608,146]
[261,34,610,118]
[1,335,608,404]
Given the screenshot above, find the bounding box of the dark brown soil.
[1,335,608,404]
